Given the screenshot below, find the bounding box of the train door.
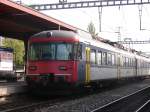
[117,54,121,79]
[85,47,90,83]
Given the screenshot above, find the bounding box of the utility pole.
[138,5,143,30]
[117,27,121,42]
[98,7,102,32]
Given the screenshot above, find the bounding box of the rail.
[135,100,150,112]
[91,85,150,112]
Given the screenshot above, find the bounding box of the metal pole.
[98,7,102,32]
[138,5,143,30]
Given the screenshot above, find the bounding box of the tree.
[87,21,100,41]
[87,21,96,35]
[3,38,24,66]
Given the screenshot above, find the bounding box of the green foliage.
[3,38,24,66]
[87,21,96,35]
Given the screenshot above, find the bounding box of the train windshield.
[29,42,78,61]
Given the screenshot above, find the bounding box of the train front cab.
[26,33,85,90]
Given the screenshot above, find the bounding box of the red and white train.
[26,30,150,90]
[0,47,16,81]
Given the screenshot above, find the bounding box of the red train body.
[26,31,80,89]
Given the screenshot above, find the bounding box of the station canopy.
[0,0,76,40]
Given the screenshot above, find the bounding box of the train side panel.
[90,66,117,80]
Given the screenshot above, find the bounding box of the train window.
[120,56,124,66]
[128,58,131,67]
[29,43,56,60]
[142,61,144,68]
[143,61,144,68]
[145,62,147,68]
[133,59,135,67]
[112,54,115,65]
[144,62,146,68]
[130,58,133,67]
[107,53,112,65]
[130,58,132,67]
[139,60,141,68]
[7,53,13,60]
[140,60,142,68]
[133,59,136,67]
[131,59,133,67]
[57,43,73,60]
[123,57,126,67]
[102,52,107,65]
[131,58,134,67]
[146,62,148,68]
[97,51,102,65]
[127,58,129,67]
[125,57,128,67]
[147,62,148,68]
[90,50,96,64]
[77,44,82,60]
[29,43,75,61]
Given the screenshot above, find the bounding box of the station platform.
[0,81,27,97]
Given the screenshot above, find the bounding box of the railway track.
[44,79,150,112]
[0,79,150,112]
[0,94,66,112]
[135,100,150,112]
[0,100,60,112]
[91,86,150,112]
[0,89,95,112]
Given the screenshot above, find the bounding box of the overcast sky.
[13,0,150,53]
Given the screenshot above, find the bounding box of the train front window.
[29,43,56,60]
[56,43,73,60]
[29,43,75,60]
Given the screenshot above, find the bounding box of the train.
[0,47,16,81]
[26,30,150,90]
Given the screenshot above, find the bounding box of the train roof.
[31,30,150,61]
[31,30,76,39]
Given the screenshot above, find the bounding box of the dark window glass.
[56,43,73,60]
[107,53,112,65]
[102,52,107,65]
[29,42,75,61]
[126,58,129,67]
[90,50,96,64]
[112,54,115,65]
[77,44,82,59]
[97,51,102,65]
